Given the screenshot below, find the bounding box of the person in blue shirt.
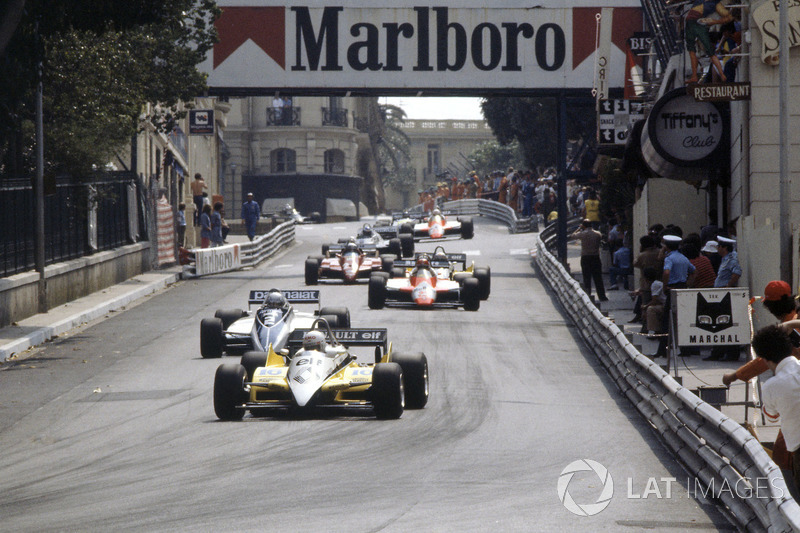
[199,204,212,248]
[241,192,261,241]
[211,202,225,247]
[609,243,633,290]
[714,236,742,288]
[656,234,696,357]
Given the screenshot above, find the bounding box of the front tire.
[392,352,428,409]
[213,364,247,420]
[241,351,268,381]
[201,318,225,358]
[391,267,406,279]
[214,309,245,330]
[380,254,395,273]
[463,278,480,311]
[388,238,402,258]
[368,274,387,309]
[400,234,414,257]
[460,217,474,239]
[305,257,320,285]
[473,267,491,300]
[372,362,404,419]
[319,306,351,328]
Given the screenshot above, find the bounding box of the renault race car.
[322,223,413,258]
[213,318,429,420]
[199,289,351,358]
[305,241,395,285]
[390,246,490,301]
[403,208,474,241]
[368,253,482,311]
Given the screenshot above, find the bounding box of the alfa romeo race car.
[391,246,490,301]
[368,253,482,311]
[213,318,429,420]
[322,223,413,258]
[405,209,473,241]
[305,241,395,285]
[199,289,350,358]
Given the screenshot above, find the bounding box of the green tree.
[466,140,525,178]
[0,0,220,179]
[376,104,414,192]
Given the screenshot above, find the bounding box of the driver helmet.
[362,224,373,236]
[344,239,359,253]
[416,254,431,269]
[432,208,441,217]
[302,330,327,352]
[265,292,286,309]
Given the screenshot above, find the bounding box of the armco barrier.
[534,224,800,532]
[182,221,296,277]
[409,199,538,233]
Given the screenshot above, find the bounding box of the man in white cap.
[657,234,696,357]
[241,192,261,242]
[706,236,743,361]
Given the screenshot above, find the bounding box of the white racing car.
[199,289,350,358]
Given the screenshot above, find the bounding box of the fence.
[0,173,142,277]
[534,223,800,532]
[408,198,538,233]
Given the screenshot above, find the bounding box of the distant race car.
[405,208,473,241]
[212,318,429,420]
[368,253,483,311]
[390,246,490,301]
[199,289,351,358]
[305,240,395,284]
[322,223,413,258]
[275,204,320,224]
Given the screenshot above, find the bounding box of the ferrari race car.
[322,223,413,258]
[199,289,351,358]
[404,209,473,241]
[213,318,429,420]
[390,246,490,301]
[368,253,485,311]
[305,241,395,285]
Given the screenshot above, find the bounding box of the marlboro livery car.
[212,318,429,420]
[408,208,473,241]
[368,254,481,311]
[199,289,351,358]
[305,240,394,285]
[391,246,490,301]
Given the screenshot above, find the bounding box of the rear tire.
[305,257,320,285]
[460,217,474,239]
[213,364,247,420]
[453,272,471,286]
[400,234,414,257]
[380,254,395,273]
[241,351,268,381]
[399,223,414,235]
[463,278,480,311]
[368,274,387,309]
[319,306,350,328]
[372,363,404,419]
[388,238,402,258]
[392,352,428,409]
[321,243,330,256]
[201,318,225,358]
[214,309,246,330]
[474,267,491,300]
[391,267,406,279]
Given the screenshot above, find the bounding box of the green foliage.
[465,140,525,178]
[376,104,414,191]
[0,0,220,179]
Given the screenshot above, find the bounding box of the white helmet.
[302,330,326,352]
[432,208,441,217]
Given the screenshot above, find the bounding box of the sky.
[382,97,485,121]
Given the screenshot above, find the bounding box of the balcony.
[266,106,301,126]
[322,107,348,127]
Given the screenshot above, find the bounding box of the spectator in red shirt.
[682,243,716,288]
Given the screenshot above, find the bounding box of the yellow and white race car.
[213,318,428,420]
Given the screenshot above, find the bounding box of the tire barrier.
[408,199,538,233]
[534,225,800,532]
[183,221,296,278]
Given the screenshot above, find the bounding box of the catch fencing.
[534,223,800,532]
[409,198,537,233]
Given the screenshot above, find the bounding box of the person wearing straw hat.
[700,239,721,274]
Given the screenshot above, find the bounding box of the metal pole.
[556,93,568,264]
[35,17,47,313]
[779,0,792,283]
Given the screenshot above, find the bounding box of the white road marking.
[273,264,293,269]
[333,226,347,230]
[461,250,481,256]
[298,226,313,231]
[509,248,530,255]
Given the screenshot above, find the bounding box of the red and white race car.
[306,241,394,284]
[406,208,474,241]
[368,254,481,311]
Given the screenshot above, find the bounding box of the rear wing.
[248,289,320,306]
[374,226,399,239]
[288,328,388,351]
[327,244,378,255]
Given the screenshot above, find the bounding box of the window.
[427,144,440,176]
[271,148,296,173]
[324,149,345,174]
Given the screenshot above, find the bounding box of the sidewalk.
[564,242,778,443]
[0,234,254,363]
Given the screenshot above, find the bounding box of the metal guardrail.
[408,199,538,233]
[534,224,800,532]
[182,221,296,277]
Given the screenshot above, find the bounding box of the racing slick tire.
[460,217,474,239]
[463,278,480,311]
[399,234,414,257]
[305,257,321,285]
[214,308,246,330]
[388,238,403,258]
[453,272,471,286]
[391,267,406,279]
[474,267,491,300]
[309,211,321,223]
[392,352,428,409]
[399,223,414,236]
[368,273,388,309]
[214,364,247,420]
[241,351,268,381]
[372,362,404,419]
[201,318,225,358]
[380,254,395,273]
[319,306,351,328]
[321,244,330,256]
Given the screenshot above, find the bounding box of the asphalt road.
[0,218,733,532]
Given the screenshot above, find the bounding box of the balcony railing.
[322,107,348,127]
[353,115,370,133]
[267,106,301,126]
